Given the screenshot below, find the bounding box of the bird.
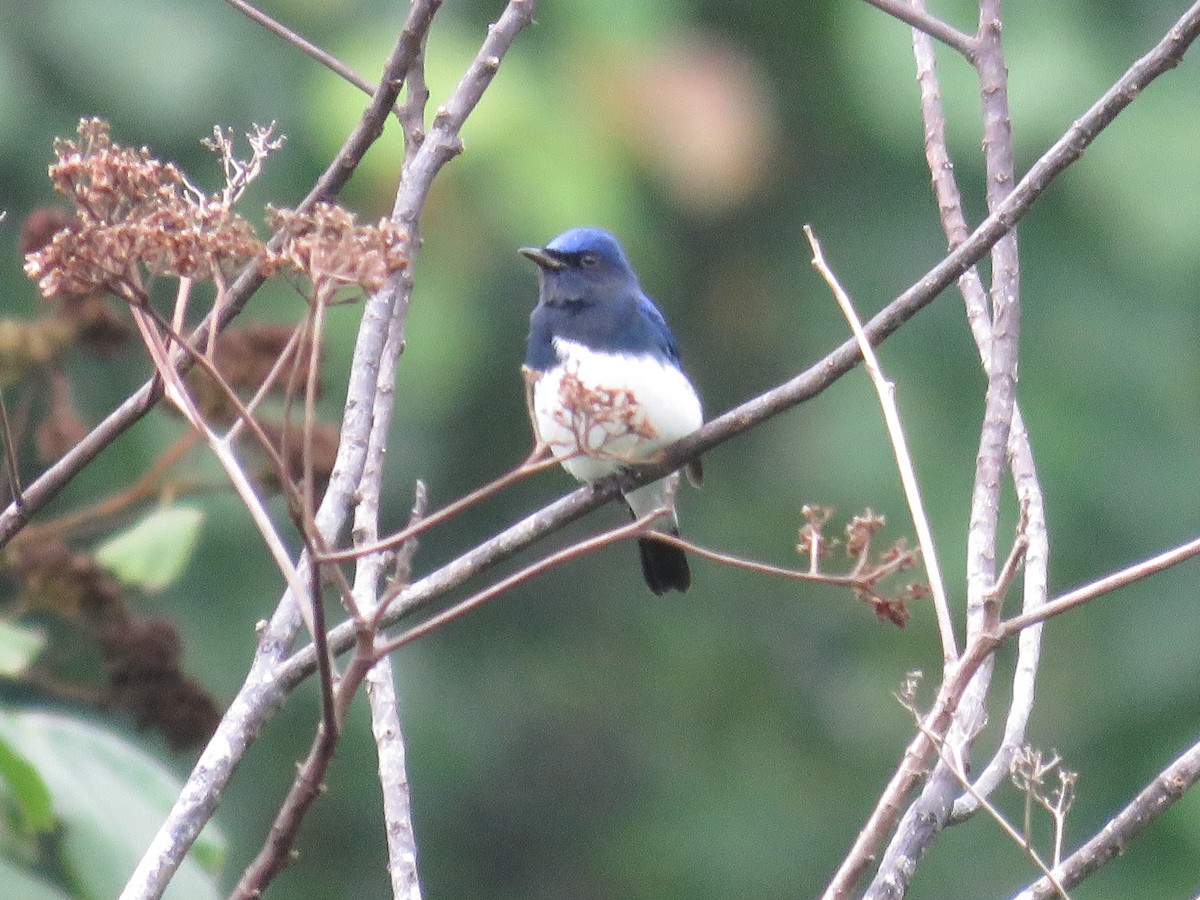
[520,227,703,594]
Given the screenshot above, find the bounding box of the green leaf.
[0,732,54,833]
[94,505,204,592]
[0,711,226,900]
[0,620,46,676]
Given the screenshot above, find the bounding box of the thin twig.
[804,225,956,661]
[221,0,385,103]
[906,707,1070,898]
[652,529,914,590]
[1000,534,1200,639]
[376,509,669,656]
[862,0,978,60]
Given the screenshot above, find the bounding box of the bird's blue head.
[522,227,684,366]
[519,227,639,304]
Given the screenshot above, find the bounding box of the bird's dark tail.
[637,532,690,595]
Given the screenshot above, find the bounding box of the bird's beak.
[519,246,566,270]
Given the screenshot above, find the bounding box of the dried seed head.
[24,118,265,300]
[266,202,408,300]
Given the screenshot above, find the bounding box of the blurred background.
[2,0,1200,897]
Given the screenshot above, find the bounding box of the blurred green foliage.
[2,0,1199,897]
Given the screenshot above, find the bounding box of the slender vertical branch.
[907,1,1052,823]
[866,1,1025,892]
[804,226,956,661]
[365,489,426,900]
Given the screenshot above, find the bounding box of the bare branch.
[861,0,978,60]
[805,225,956,660]
[910,2,1051,824]
[1001,534,1200,638]
[222,0,385,103]
[365,489,427,899]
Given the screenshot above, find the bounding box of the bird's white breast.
[532,337,702,483]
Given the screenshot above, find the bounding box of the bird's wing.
[524,303,560,370]
[636,294,684,365]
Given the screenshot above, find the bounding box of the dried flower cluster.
[266,202,408,302]
[540,365,658,461]
[797,505,929,626]
[24,118,264,300]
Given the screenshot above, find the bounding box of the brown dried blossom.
[23,118,265,300]
[4,534,124,621]
[266,202,408,301]
[796,507,927,628]
[4,533,221,750]
[96,615,221,751]
[546,366,658,461]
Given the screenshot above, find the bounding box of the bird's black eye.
[579,252,599,268]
